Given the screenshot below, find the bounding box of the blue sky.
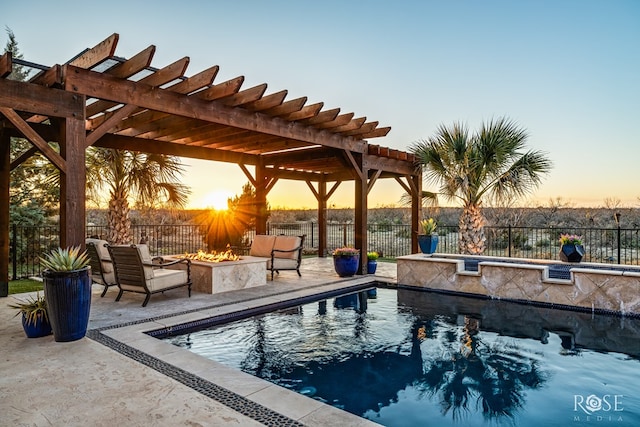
[3,0,640,209]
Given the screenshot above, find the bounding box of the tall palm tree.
[86,147,190,244]
[411,117,552,254]
[418,316,548,421]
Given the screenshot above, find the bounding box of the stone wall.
[397,254,640,316]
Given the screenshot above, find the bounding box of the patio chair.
[250,234,305,280]
[107,244,192,307]
[86,238,117,297]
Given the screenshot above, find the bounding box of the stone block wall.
[397,254,640,316]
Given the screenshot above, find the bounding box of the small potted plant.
[41,246,92,342]
[332,247,360,277]
[367,251,379,274]
[559,234,584,263]
[8,292,52,338]
[418,218,439,254]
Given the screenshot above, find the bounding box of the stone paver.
[1,258,395,426]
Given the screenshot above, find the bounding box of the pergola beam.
[95,133,257,164]
[0,53,12,78]
[68,33,119,68]
[63,65,367,153]
[0,78,84,118]
[0,32,425,298]
[0,107,66,172]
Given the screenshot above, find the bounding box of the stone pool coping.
[397,253,640,316]
[2,257,397,426]
[92,277,384,427]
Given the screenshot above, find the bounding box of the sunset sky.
[3,1,639,209]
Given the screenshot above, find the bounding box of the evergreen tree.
[3,26,29,81]
[3,27,56,224]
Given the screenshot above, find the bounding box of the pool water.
[164,287,640,426]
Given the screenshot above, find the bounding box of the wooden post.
[59,115,86,249]
[317,179,327,257]
[0,132,9,297]
[255,159,268,235]
[354,157,368,275]
[411,172,421,254]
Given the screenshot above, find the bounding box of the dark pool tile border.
[86,278,383,427]
[86,329,304,427]
[148,281,378,338]
[94,277,367,332]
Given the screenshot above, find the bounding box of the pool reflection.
[167,287,640,426]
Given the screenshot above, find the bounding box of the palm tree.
[418,316,548,421]
[411,117,552,254]
[86,147,190,244]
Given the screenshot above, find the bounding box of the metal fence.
[8,223,640,279]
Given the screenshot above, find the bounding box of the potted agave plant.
[418,218,439,254]
[8,292,52,338]
[332,247,360,277]
[41,246,92,342]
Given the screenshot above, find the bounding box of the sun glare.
[201,190,233,210]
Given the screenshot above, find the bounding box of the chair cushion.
[86,238,114,274]
[272,236,301,260]
[250,235,276,257]
[268,258,299,270]
[92,269,116,285]
[147,269,188,292]
[136,244,154,280]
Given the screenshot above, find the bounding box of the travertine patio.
[1,258,396,427]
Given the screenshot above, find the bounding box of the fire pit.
[179,248,241,263]
[166,248,267,294]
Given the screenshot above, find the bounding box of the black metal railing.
[11,224,209,280]
[8,223,639,279]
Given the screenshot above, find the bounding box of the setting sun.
[200,190,234,210]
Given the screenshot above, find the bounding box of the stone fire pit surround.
[165,255,267,294]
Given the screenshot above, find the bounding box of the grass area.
[9,279,44,295]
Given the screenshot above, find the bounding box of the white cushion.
[86,238,114,274]
[118,269,187,292]
[268,258,299,270]
[273,236,301,260]
[147,269,188,292]
[92,269,116,285]
[136,244,154,280]
[250,235,276,257]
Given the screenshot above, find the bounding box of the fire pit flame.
[180,246,241,263]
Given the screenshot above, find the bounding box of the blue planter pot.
[418,234,439,254]
[367,260,378,274]
[22,312,52,338]
[560,244,585,263]
[43,267,92,342]
[333,255,360,277]
[334,293,360,309]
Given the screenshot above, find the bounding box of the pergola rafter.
[0,33,422,296]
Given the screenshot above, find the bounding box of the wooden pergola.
[0,33,421,296]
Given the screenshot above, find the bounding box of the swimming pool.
[163,287,640,426]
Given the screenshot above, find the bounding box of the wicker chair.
[107,244,192,307]
[86,238,118,297]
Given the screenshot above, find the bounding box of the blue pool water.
[164,287,640,426]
